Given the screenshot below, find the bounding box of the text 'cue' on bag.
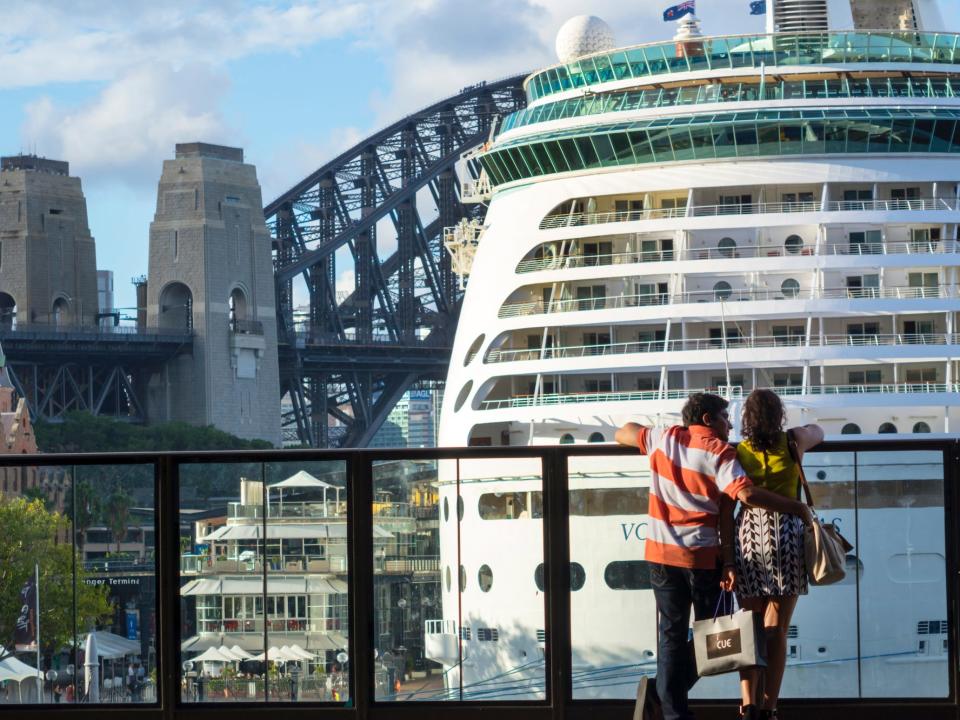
[693,592,767,677]
[787,430,855,586]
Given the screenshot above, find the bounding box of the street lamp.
[45,669,58,703]
[396,597,408,684]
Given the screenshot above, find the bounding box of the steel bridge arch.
[266,74,527,447]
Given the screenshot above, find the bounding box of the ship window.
[464,334,485,366]
[604,560,653,590]
[445,566,451,592]
[913,421,932,433]
[588,432,605,443]
[841,423,862,434]
[443,497,449,522]
[459,565,467,592]
[479,492,531,520]
[781,278,800,298]
[717,237,737,258]
[454,380,473,412]
[713,281,732,300]
[457,495,464,521]
[478,564,493,592]
[534,562,587,591]
[559,433,575,444]
[534,564,544,592]
[785,234,804,254]
[878,422,898,434]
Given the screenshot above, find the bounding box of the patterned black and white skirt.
[735,506,808,598]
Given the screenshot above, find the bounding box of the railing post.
[157,454,180,715]
[348,451,374,716]
[543,448,571,717]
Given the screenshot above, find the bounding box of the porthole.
[604,560,653,590]
[459,565,467,592]
[588,431,605,443]
[878,422,898,434]
[780,278,800,298]
[454,380,473,412]
[443,497,449,522]
[457,495,464,521]
[913,421,932,433]
[785,234,804,254]
[478,564,493,592]
[841,423,861,435]
[445,566,451,592]
[718,237,737,258]
[464,334,485,366]
[533,562,587,591]
[569,562,586,591]
[713,281,732,301]
[559,433,575,445]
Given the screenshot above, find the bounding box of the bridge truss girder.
[268,76,526,447]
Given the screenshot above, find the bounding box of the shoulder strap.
[786,428,815,507]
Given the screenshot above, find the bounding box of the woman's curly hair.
[741,389,786,452]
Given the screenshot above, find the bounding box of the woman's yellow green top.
[736,431,800,499]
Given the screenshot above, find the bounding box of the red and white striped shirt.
[637,425,752,569]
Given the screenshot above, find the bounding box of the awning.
[180,576,348,596]
[78,631,140,659]
[308,633,348,651]
[200,523,389,541]
[0,646,42,683]
[191,647,235,663]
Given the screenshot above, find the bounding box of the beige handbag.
[787,430,854,585]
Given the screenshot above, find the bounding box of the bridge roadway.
[0,324,192,421]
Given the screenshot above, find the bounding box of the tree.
[67,478,100,547]
[104,487,133,555]
[0,496,111,657]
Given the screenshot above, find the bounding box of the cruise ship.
[429,0,953,703]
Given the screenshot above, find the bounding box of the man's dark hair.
[681,392,728,427]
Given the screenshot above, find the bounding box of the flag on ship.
[663,0,695,22]
[750,0,767,15]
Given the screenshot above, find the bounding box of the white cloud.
[22,64,231,186]
[335,268,355,295]
[259,127,366,204]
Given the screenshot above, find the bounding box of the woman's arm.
[789,423,824,460]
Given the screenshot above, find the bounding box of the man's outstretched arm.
[615,422,644,448]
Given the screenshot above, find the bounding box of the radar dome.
[555,16,616,64]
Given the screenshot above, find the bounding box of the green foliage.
[35,412,274,453]
[0,496,112,654]
[104,488,134,553]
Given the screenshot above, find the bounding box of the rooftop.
[0,155,70,175]
[174,143,244,163]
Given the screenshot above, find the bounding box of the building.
[0,155,99,328]
[371,390,439,448]
[97,270,114,327]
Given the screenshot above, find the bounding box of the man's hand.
[720,564,736,592]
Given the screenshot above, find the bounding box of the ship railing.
[480,383,960,410]
[516,238,959,273]
[498,285,948,318]
[538,197,955,230]
[484,333,958,363]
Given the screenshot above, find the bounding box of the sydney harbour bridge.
[0,75,526,447]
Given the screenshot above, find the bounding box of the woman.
[734,389,823,720]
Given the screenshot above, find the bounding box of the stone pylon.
[146,143,280,445]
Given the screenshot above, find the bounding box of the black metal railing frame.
[2,438,959,720]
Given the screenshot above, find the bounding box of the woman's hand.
[720,564,737,592]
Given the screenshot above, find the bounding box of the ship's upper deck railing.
[498,285,949,319]
[503,75,960,137]
[517,238,956,273]
[525,31,960,103]
[485,333,958,364]
[480,383,960,410]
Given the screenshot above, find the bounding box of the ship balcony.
[516,238,958,274]
[484,333,960,365]
[537,197,958,231]
[478,383,960,411]
[497,284,954,320]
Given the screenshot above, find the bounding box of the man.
[616,393,811,720]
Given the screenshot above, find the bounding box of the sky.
[2,0,958,313]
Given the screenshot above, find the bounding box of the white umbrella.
[215,646,245,661]
[229,645,254,660]
[287,644,316,661]
[251,646,301,662]
[191,647,234,664]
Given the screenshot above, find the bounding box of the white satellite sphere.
[555,15,616,64]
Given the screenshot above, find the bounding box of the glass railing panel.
[0,462,157,705]
[179,461,268,703]
[372,458,442,701]
[855,450,947,698]
[567,453,655,699]
[263,460,349,703]
[412,456,545,701]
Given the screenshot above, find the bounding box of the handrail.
[498,285,949,319]
[538,197,956,230]
[480,383,960,410]
[516,238,958,273]
[485,333,957,363]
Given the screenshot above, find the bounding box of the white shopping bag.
[693,592,767,676]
